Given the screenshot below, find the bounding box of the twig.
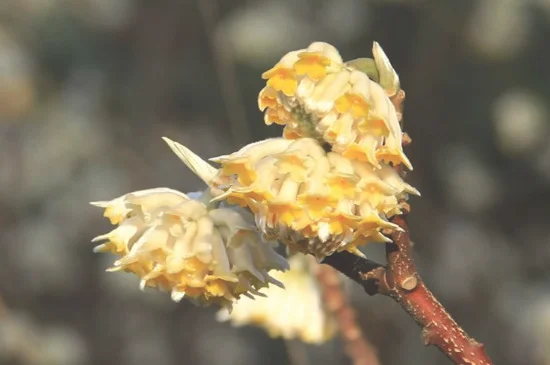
[323,216,492,364]
[322,253,383,296]
[315,264,381,365]
[321,86,494,365]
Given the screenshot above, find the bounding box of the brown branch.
[322,216,493,364]
[315,264,381,365]
[322,252,383,296]
[320,84,493,364]
[388,214,492,364]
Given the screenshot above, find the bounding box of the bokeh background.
[1,0,550,364]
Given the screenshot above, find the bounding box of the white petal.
[162,137,219,185]
[171,290,186,302]
[90,201,110,208]
[306,42,343,65]
[317,223,331,243]
[372,41,400,96]
[278,50,303,67]
[210,138,293,164]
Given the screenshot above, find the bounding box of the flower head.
[91,188,289,307]
[210,137,419,259]
[217,254,336,344]
[259,41,412,170]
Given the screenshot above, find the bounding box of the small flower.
[217,254,336,344]
[259,41,412,170]
[262,66,297,97]
[91,188,289,307]
[294,52,332,80]
[261,51,302,97]
[209,138,295,186]
[334,93,371,118]
[210,137,419,259]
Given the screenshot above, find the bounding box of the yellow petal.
[258,87,278,111]
[263,66,297,96]
[294,52,331,80]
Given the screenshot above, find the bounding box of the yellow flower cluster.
[91,188,288,307]
[217,254,336,344]
[210,137,418,258]
[259,41,412,170]
[90,40,418,309]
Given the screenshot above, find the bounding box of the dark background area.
[1,1,550,364]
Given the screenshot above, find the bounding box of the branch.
[388,214,492,364]
[322,252,383,296]
[321,86,493,364]
[315,264,381,365]
[198,0,251,146]
[322,214,493,365]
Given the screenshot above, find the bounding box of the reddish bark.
[321,86,493,365]
[385,215,493,365]
[323,215,493,364]
[316,264,381,365]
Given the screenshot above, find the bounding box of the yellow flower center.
[325,174,358,199]
[342,143,375,164]
[298,194,336,221]
[205,279,229,297]
[293,52,331,80]
[334,93,370,118]
[267,202,303,226]
[262,65,297,96]
[221,163,256,185]
[327,213,358,236]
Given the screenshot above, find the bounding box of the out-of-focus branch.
[315,264,381,365]
[197,0,251,146]
[0,296,6,317]
[321,86,493,365]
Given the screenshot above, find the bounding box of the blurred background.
[1,0,550,364]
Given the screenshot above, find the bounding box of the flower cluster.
[217,254,336,344]
[90,40,418,314]
[91,188,288,307]
[259,41,412,170]
[211,137,418,258]
[205,41,418,258]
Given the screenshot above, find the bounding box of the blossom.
[217,254,336,344]
[91,188,289,308]
[259,41,412,170]
[208,137,419,259]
